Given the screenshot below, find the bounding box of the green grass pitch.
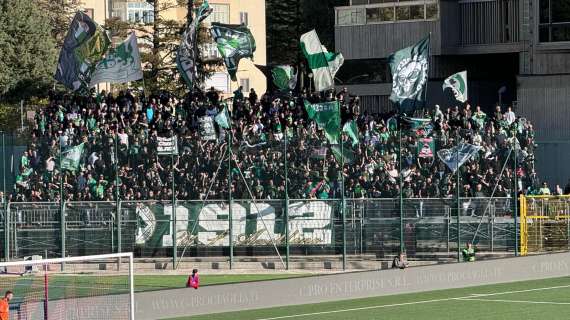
[169,276,570,320]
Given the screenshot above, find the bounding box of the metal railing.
[2,197,518,269]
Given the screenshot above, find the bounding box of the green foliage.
[0,0,58,101]
[0,102,19,132]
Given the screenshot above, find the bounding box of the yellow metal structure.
[520,195,570,255]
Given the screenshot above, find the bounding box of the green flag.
[61,143,85,171]
[304,100,340,144]
[210,23,256,81]
[177,0,213,89]
[388,35,430,114]
[215,107,231,129]
[443,71,468,103]
[343,120,359,146]
[272,65,297,91]
[331,142,355,164]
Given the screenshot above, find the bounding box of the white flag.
[443,71,468,103]
[89,33,143,86]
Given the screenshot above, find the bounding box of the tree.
[36,0,82,48]
[0,0,58,101]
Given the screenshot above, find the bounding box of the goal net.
[0,253,134,320]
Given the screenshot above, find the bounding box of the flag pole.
[172,139,177,270]
[228,121,233,270]
[513,131,518,256]
[115,132,121,256]
[59,139,65,270]
[456,133,461,262]
[399,121,404,254]
[284,132,290,270]
[341,109,346,271]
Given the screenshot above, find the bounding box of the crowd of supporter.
[10,85,550,202]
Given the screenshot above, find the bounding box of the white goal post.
[0,252,134,320]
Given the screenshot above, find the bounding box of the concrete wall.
[134,252,570,319]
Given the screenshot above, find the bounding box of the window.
[539,0,570,42]
[366,7,394,23]
[338,1,438,25]
[240,78,250,92]
[240,12,249,26]
[126,2,154,24]
[84,8,94,19]
[204,4,229,24]
[337,7,365,25]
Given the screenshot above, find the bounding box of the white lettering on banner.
[195,202,332,246]
[197,203,247,246]
[250,203,276,242]
[288,201,332,244]
[313,104,335,112]
[162,205,190,247]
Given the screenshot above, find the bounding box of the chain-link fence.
[2,197,518,270]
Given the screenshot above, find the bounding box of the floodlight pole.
[59,139,65,270]
[341,123,346,271]
[172,147,177,270]
[115,132,121,255]
[399,125,404,254]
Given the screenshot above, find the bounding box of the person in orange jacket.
[0,291,13,320]
[186,269,199,289]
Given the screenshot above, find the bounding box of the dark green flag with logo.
[388,35,430,114]
[304,100,341,144]
[211,23,256,81]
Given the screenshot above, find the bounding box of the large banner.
[89,33,143,86]
[134,201,333,248]
[55,11,111,91]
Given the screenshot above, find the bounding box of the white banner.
[89,33,143,86]
[157,136,178,155]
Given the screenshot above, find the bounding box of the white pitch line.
[456,297,570,305]
[254,284,570,320]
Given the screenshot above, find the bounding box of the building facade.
[78,0,266,95]
[334,0,570,187]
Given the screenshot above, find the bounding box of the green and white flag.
[300,30,344,92]
[89,33,143,86]
[443,71,468,103]
[215,106,231,129]
[61,143,85,171]
[304,100,341,144]
[388,35,430,114]
[343,120,359,146]
[272,65,297,91]
[210,23,256,81]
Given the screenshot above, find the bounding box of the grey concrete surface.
[134,252,570,319]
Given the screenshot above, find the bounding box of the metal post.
[115,133,121,255]
[2,133,5,199]
[172,152,177,269]
[2,133,7,261]
[513,135,518,256]
[456,141,461,263]
[284,133,289,270]
[399,127,404,254]
[341,131,346,270]
[228,128,233,269]
[59,140,65,270]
